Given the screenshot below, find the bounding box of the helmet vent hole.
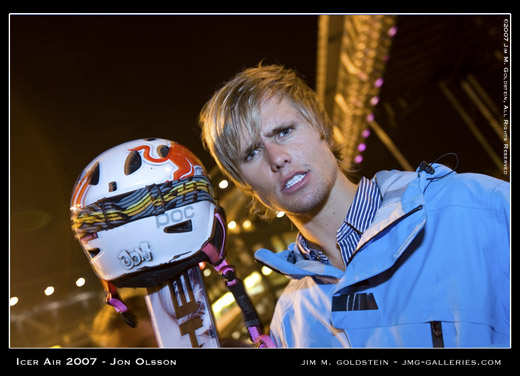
[87,248,101,258]
[157,145,170,158]
[124,150,142,175]
[87,162,100,185]
[163,220,193,234]
[108,181,117,192]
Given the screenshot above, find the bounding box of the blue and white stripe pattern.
[297,177,382,268]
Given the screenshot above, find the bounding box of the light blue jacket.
[255,165,510,347]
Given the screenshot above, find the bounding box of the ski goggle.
[71,175,217,242]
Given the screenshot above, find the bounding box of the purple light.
[354,155,363,164]
[370,96,379,106]
[374,78,384,88]
[366,113,375,122]
[361,129,371,138]
[357,143,367,152]
[388,26,398,37]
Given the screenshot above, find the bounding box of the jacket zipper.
[430,321,445,347]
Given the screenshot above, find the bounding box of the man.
[199,64,510,347]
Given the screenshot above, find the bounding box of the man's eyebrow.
[264,122,297,137]
[239,122,297,159]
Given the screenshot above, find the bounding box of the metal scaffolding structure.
[316,15,508,178]
[316,15,412,170]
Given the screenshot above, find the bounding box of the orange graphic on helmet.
[129,142,206,181]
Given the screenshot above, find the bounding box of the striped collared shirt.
[296,177,382,268]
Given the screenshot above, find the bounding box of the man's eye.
[279,127,293,137]
[244,148,259,162]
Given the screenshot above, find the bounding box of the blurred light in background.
[44,286,55,296]
[242,219,252,230]
[218,179,229,189]
[261,266,273,276]
[212,292,235,316]
[227,220,237,230]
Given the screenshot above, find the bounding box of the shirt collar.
[296,233,331,264]
[342,176,382,234]
[296,177,381,265]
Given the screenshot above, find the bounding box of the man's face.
[238,96,339,216]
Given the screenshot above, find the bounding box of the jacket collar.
[255,245,344,280]
[334,165,455,291]
[254,165,451,282]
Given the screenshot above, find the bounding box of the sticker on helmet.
[155,205,195,228]
[129,142,205,181]
[118,241,153,270]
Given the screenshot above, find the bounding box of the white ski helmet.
[70,138,226,288]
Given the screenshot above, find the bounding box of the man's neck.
[288,172,358,270]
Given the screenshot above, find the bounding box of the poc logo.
[118,241,153,270]
[155,205,195,228]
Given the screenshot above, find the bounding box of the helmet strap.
[213,258,276,348]
[102,280,138,328]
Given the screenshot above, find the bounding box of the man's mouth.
[284,173,306,189]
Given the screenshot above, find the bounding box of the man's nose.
[265,143,291,172]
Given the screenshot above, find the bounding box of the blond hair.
[199,64,345,218]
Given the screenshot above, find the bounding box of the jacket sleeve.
[492,180,510,244]
[490,180,510,340]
